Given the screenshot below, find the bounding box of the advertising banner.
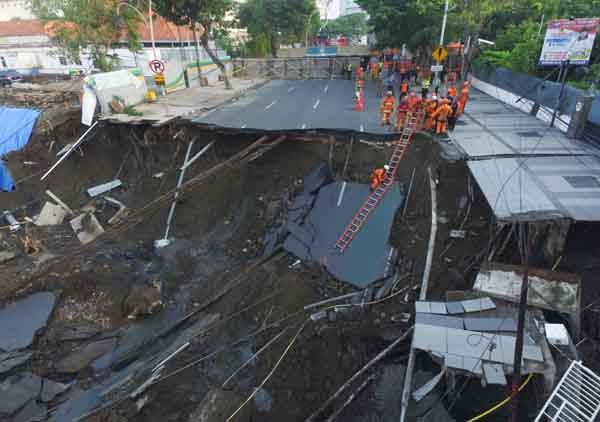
[539,18,600,66]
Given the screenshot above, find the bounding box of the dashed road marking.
[241,124,247,128]
[337,182,347,207]
[301,123,307,129]
[324,85,329,93]
[313,99,321,110]
[288,87,295,93]
[265,100,278,110]
[360,124,364,132]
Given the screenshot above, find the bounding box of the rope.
[465,373,534,422]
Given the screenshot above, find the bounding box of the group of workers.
[379,80,471,136]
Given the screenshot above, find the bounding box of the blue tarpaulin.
[0,106,40,191]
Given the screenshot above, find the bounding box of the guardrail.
[231,57,362,80]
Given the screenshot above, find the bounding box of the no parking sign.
[149,59,165,74]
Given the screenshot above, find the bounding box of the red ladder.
[334,111,424,253]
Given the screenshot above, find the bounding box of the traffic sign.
[432,46,448,62]
[154,72,165,86]
[149,59,165,74]
[430,64,443,72]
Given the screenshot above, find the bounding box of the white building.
[0,17,228,91]
[0,0,34,21]
[340,0,362,16]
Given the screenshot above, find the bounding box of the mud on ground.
[0,118,508,422]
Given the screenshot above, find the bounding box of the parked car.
[0,70,24,87]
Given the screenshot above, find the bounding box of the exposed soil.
[1,111,599,422]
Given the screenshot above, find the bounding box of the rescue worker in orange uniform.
[357,65,365,81]
[423,97,438,132]
[380,91,395,126]
[458,81,470,114]
[447,84,457,98]
[400,80,409,98]
[371,165,389,190]
[432,98,453,135]
[405,92,420,125]
[395,98,410,129]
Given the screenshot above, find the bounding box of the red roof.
[0,17,196,42]
[0,20,47,37]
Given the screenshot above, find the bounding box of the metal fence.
[232,57,362,80]
[471,63,584,116]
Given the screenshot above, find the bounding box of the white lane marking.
[288,87,295,93]
[337,182,347,207]
[360,124,364,132]
[313,99,321,110]
[241,124,247,128]
[324,85,329,93]
[265,100,278,110]
[301,123,307,129]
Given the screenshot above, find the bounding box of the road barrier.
[231,57,363,80]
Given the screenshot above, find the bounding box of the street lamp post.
[117,1,157,61]
[433,0,449,87]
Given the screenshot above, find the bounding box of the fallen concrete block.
[87,179,122,197]
[40,378,70,402]
[70,213,105,244]
[35,202,67,226]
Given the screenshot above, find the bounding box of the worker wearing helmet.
[380,91,395,126]
[423,97,437,132]
[457,82,470,115]
[395,98,410,130]
[432,97,453,135]
[371,165,388,191]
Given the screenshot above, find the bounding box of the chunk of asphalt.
[54,338,117,374]
[41,378,70,402]
[0,351,32,373]
[0,372,42,415]
[0,292,56,352]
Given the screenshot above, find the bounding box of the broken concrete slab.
[35,202,67,226]
[13,398,46,422]
[70,213,105,245]
[87,179,122,197]
[54,338,117,373]
[0,292,56,352]
[41,378,70,402]
[0,351,32,373]
[0,372,42,415]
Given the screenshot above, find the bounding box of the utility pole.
[433,0,449,87]
[511,222,530,422]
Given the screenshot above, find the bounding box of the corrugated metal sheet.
[469,155,600,221]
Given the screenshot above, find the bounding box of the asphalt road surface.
[190,79,403,138]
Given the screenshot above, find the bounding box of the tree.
[153,0,234,88]
[323,13,370,40]
[239,0,318,57]
[31,0,142,72]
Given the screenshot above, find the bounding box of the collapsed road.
[0,67,600,422]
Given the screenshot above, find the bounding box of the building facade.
[0,0,34,21]
[0,17,228,88]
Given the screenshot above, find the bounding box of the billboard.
[306,46,338,57]
[539,18,600,66]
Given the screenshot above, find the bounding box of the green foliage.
[323,13,370,40]
[153,0,234,87]
[238,0,318,56]
[31,0,142,72]
[245,33,271,57]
